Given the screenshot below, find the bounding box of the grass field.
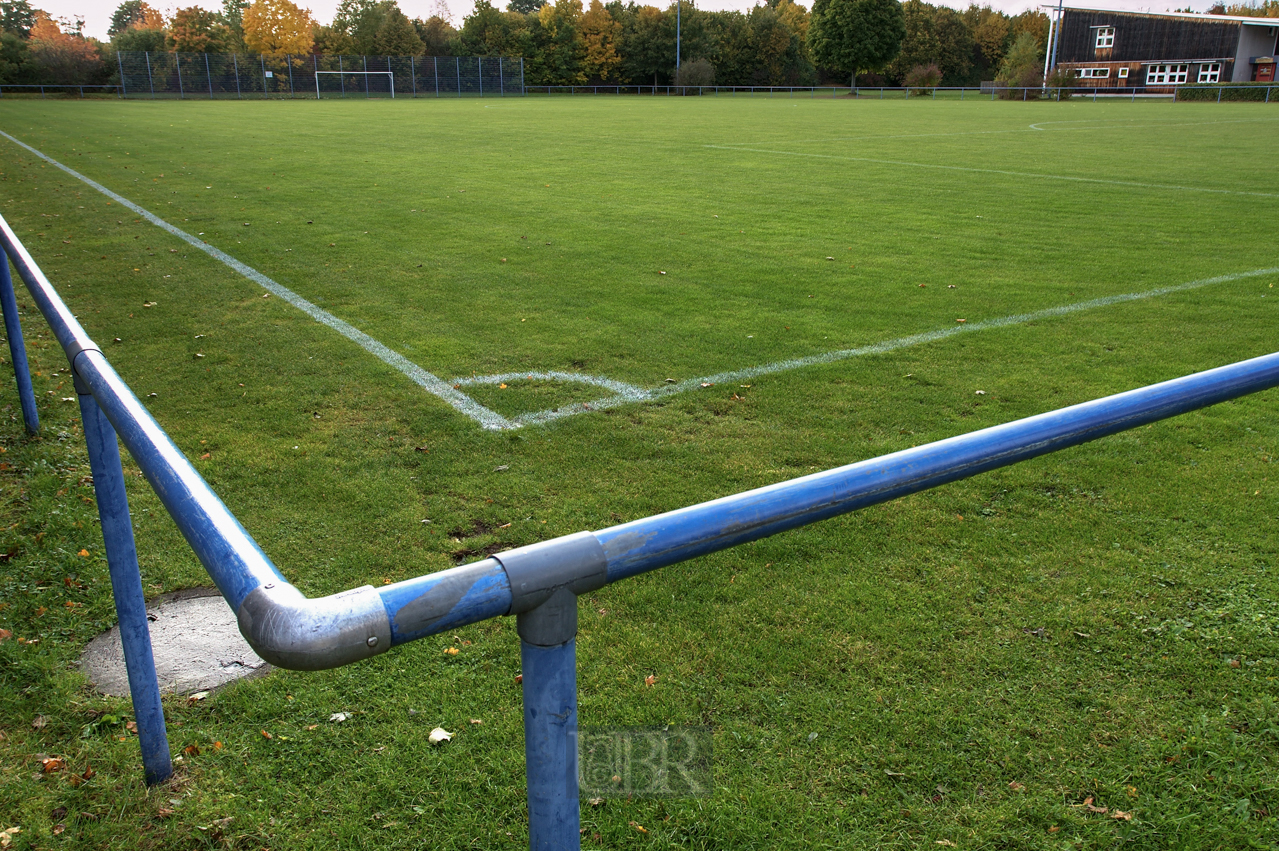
[1,95,1277,849]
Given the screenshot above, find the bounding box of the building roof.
[1045,5,1279,26]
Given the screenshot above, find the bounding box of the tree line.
[1,0,1276,89]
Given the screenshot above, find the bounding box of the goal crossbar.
[315,70,394,98]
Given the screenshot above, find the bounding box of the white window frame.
[1079,67,1110,79]
[1117,67,1129,79]
[1095,27,1115,49]
[1197,62,1221,83]
[1147,64,1189,85]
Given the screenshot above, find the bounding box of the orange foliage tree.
[243,0,314,55]
[580,0,620,82]
[29,12,104,83]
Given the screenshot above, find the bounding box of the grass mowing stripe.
[704,143,1279,199]
[505,265,1279,425]
[0,128,514,432]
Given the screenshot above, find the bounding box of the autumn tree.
[965,4,1009,78]
[580,0,620,81]
[243,0,314,54]
[808,0,905,86]
[994,29,1041,92]
[169,6,237,52]
[109,0,163,36]
[29,11,104,83]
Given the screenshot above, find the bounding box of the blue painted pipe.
[0,250,38,433]
[521,638,580,851]
[79,391,172,785]
[594,350,1279,582]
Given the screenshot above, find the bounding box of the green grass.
[1,96,1277,849]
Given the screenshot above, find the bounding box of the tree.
[109,1,163,37]
[112,25,167,51]
[617,4,670,84]
[965,4,1010,78]
[413,15,456,54]
[29,11,104,83]
[931,6,971,84]
[243,0,314,54]
[373,5,423,54]
[312,24,355,53]
[508,0,546,11]
[1,0,35,38]
[531,0,586,83]
[808,0,905,86]
[1225,1,1279,15]
[168,6,231,52]
[994,29,1041,93]
[886,0,938,83]
[580,0,620,80]
[0,30,34,81]
[332,0,385,53]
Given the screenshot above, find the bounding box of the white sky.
[47,0,1219,45]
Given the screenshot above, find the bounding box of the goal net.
[315,71,395,98]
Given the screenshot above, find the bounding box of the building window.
[1197,63,1221,83]
[1147,64,1189,85]
[1079,68,1110,78]
[1118,67,1129,79]
[1095,27,1115,48]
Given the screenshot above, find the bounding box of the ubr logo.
[579,726,713,798]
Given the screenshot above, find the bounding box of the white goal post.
[315,71,394,98]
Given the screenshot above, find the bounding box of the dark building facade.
[1053,7,1278,89]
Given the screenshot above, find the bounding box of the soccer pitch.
[1,96,1277,847]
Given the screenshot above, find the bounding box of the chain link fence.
[114,52,524,99]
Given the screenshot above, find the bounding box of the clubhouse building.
[1050,6,1278,90]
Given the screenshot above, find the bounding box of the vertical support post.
[145,52,154,98]
[0,251,38,433]
[205,53,213,98]
[518,589,581,851]
[521,57,525,95]
[410,55,416,97]
[117,51,127,98]
[456,56,461,97]
[77,381,172,786]
[478,57,483,97]
[434,56,439,97]
[500,56,504,96]
[176,55,184,99]
[340,55,345,97]
[288,54,294,97]
[261,56,268,98]
[233,54,241,98]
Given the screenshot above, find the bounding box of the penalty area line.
[0,130,514,431]
[511,265,1279,426]
[703,144,1279,199]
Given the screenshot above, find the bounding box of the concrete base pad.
[80,588,269,697]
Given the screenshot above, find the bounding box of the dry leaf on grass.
[629,821,648,834]
[644,675,657,687]
[429,727,452,745]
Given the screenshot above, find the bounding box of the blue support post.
[0,250,38,433]
[518,589,581,851]
[78,383,172,786]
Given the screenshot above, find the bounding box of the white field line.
[507,266,1279,426]
[703,144,1279,199]
[0,130,514,431]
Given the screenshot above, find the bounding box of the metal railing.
[114,51,525,99]
[3,212,1278,848]
[523,84,1181,100]
[0,84,121,98]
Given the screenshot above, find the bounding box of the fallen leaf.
[629,821,648,835]
[428,727,452,744]
[1008,781,1025,792]
[42,757,65,773]
[125,721,138,734]
[1048,826,1059,833]
[498,383,507,389]
[1111,810,1133,821]
[588,797,604,807]
[260,730,272,739]
[155,808,174,819]
[329,713,349,723]
[52,824,64,835]
[184,744,200,756]
[187,691,210,704]
[956,318,966,323]
[936,842,957,848]
[32,715,48,729]
[213,741,222,749]
[493,465,509,472]
[514,674,523,685]
[469,719,483,726]
[444,647,459,656]
[645,675,657,687]
[0,630,9,641]
[77,549,89,557]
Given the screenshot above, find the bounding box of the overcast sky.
[45,0,1215,45]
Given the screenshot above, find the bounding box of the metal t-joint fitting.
[493,531,608,647]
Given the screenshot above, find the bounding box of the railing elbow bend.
[236,582,391,671]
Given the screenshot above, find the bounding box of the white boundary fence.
[114,52,523,98]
